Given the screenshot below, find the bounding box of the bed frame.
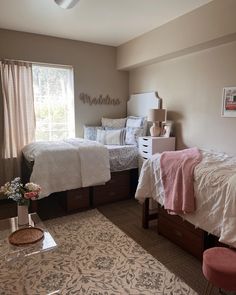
[61,169,138,211]
[21,155,138,213]
[142,199,207,260]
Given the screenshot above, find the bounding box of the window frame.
[32,63,75,142]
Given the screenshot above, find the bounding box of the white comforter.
[22,138,110,198]
[135,150,236,247]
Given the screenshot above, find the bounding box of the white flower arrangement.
[0,177,41,205]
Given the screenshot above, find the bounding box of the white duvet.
[22,138,110,198]
[135,150,236,247]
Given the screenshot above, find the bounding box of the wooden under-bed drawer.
[93,171,131,206]
[65,187,90,212]
[158,206,205,260]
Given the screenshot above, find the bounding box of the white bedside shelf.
[138,136,176,161]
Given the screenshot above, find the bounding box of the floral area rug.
[0,210,197,294]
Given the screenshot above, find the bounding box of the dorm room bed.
[136,149,236,259]
[21,92,162,212]
[22,139,139,212]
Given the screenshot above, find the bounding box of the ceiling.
[0,0,212,46]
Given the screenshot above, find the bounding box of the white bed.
[136,149,236,248]
[23,142,139,174]
[22,138,111,198]
[22,92,161,199]
[20,91,163,216]
[22,141,139,197]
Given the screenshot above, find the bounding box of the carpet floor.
[0,209,197,295]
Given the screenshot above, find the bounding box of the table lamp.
[148,109,166,137]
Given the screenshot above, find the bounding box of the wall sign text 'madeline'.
[79,93,121,106]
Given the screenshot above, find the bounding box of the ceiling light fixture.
[54,0,80,9]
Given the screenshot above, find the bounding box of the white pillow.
[96,129,106,144]
[102,117,126,129]
[126,116,147,136]
[97,129,126,145]
[126,116,144,128]
[125,127,143,145]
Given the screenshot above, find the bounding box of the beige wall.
[129,40,236,155]
[117,0,236,70]
[119,0,236,155]
[0,29,129,137]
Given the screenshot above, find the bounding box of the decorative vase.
[17,204,29,226]
[150,122,161,137]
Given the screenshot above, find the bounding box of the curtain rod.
[0,58,73,69]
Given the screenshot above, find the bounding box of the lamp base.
[150,122,161,137]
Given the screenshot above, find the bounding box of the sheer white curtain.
[0,60,35,184]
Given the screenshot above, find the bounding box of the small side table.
[139,136,175,162]
[0,213,57,262]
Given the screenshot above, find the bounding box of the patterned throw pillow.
[125,127,144,145]
[126,116,145,128]
[126,116,148,136]
[84,126,103,141]
[101,117,127,129]
[97,129,126,145]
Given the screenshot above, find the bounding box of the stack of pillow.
[84,116,147,146]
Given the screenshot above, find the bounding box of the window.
[32,65,75,141]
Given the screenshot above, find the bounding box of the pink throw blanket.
[160,147,202,215]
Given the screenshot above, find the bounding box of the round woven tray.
[8,227,44,246]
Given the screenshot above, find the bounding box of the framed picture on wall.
[221,87,236,117]
[161,121,173,137]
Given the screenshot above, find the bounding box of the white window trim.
[32,63,75,141]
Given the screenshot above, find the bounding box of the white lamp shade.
[55,0,80,9]
[148,109,166,122]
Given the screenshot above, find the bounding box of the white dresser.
[138,136,176,214]
[138,136,176,161]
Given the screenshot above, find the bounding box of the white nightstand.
[138,136,175,165]
[138,136,176,215]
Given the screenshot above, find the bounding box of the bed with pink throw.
[135,149,236,248]
[160,147,202,214]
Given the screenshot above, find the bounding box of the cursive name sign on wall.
[79,93,121,106]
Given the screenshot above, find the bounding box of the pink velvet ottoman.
[202,247,236,295]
